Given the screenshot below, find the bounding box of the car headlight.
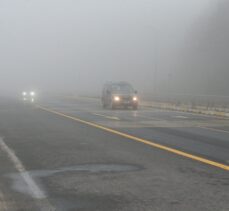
[22,92,27,96]
[133,97,138,101]
[30,91,35,96]
[114,96,120,101]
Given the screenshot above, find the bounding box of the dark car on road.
[102,82,139,110]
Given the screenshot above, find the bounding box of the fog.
[1,0,228,99]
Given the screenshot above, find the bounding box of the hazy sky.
[0,0,223,95]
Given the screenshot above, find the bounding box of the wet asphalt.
[0,96,228,211]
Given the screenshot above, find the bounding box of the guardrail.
[141,101,229,118]
[64,94,229,118]
[141,93,229,109]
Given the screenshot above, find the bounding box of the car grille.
[121,96,132,101]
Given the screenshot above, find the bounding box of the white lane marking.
[0,138,46,199]
[92,113,120,120]
[135,114,162,121]
[166,109,228,119]
[198,126,229,134]
[174,116,188,119]
[0,191,7,210]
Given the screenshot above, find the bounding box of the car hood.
[112,93,135,97]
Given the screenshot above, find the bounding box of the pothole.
[6,164,142,197]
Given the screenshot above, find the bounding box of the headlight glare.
[114,96,120,101]
[30,91,35,96]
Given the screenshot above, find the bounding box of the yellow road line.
[37,105,229,171]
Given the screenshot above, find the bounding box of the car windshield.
[112,84,134,94]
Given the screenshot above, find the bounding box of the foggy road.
[0,96,228,211]
[1,1,229,210]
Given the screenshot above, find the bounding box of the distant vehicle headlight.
[114,96,120,101]
[133,96,138,101]
[22,92,27,96]
[30,91,35,96]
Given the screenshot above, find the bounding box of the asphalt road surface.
[0,96,228,211]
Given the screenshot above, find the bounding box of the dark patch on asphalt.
[6,164,143,198]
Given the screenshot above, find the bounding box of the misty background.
[1,0,229,104]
